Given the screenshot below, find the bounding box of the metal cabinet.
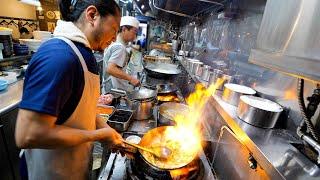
[213,126,269,180]
[0,108,20,180]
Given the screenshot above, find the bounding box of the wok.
[156,83,177,94]
[158,102,189,126]
[144,62,181,79]
[136,126,198,170]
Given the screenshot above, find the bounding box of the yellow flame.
[163,78,225,164]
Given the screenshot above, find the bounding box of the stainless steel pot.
[191,61,203,75]
[222,83,256,106]
[208,69,232,90]
[201,65,211,81]
[186,59,199,72]
[209,69,223,84]
[237,95,283,128]
[127,87,157,120]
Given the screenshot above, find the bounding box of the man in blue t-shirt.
[15,1,124,179]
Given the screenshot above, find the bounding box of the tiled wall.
[179,0,320,132]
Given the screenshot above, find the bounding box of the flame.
[162,78,225,173]
[284,90,296,100]
[157,94,180,102]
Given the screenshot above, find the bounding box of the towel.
[53,20,91,49]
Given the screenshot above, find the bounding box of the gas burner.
[126,157,204,180]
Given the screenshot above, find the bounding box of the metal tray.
[107,109,133,132]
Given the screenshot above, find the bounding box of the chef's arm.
[15,109,122,149]
[107,62,132,82]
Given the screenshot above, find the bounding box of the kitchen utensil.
[137,126,198,170]
[209,69,223,84]
[19,39,42,52]
[107,109,133,132]
[127,87,157,120]
[201,65,211,81]
[158,102,189,126]
[186,58,199,71]
[194,62,204,77]
[144,62,181,79]
[33,31,52,41]
[237,95,283,128]
[156,83,177,94]
[123,140,172,159]
[222,83,256,106]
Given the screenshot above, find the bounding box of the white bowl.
[33,31,52,41]
[19,39,42,52]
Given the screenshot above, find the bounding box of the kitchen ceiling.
[134,0,227,18]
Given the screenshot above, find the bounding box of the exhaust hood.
[249,0,320,83]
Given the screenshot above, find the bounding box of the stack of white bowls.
[19,39,42,52]
[33,31,52,42]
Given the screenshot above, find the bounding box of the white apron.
[25,37,100,180]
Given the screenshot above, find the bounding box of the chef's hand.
[129,76,140,87]
[98,94,114,105]
[98,127,124,150]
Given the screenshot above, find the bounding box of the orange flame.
[162,78,225,174]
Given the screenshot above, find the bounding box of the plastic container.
[0,28,13,58]
[0,80,8,91]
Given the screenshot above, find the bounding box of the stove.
[98,87,217,180]
[98,150,216,180]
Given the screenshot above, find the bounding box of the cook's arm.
[15,109,123,149]
[107,62,133,81]
[107,63,140,86]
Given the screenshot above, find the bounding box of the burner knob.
[248,154,257,170]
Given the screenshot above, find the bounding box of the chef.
[15,0,124,179]
[103,16,141,92]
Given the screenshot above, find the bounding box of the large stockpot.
[222,83,256,106]
[237,95,283,128]
[127,87,157,120]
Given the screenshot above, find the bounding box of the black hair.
[119,25,133,33]
[59,0,120,22]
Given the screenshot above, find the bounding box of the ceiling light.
[141,5,145,9]
[19,0,41,6]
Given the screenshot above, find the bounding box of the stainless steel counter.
[0,80,23,115]
[180,61,320,179]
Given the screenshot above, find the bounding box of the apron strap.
[54,37,88,72]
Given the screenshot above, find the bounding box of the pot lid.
[128,87,157,100]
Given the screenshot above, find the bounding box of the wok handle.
[122,140,155,155]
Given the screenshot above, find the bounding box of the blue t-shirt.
[19,39,99,125]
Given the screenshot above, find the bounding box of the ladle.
[123,140,171,159]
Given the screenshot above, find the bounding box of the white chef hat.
[120,16,140,29]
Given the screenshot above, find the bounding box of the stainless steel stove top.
[98,150,217,180]
[98,88,217,180]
